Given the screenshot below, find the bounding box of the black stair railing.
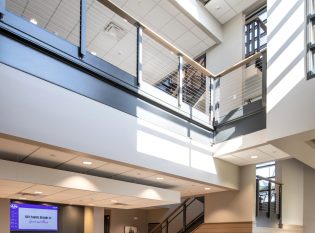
[256,175,283,228]
[150,197,204,233]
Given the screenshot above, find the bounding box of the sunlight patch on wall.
[137,130,190,166]
[267,59,304,113]
[190,149,217,174]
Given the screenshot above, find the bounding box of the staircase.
[150,197,205,233]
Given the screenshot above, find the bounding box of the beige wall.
[277,159,304,226]
[303,164,315,233]
[204,165,256,223]
[110,209,148,233]
[0,199,10,233]
[84,207,105,233]
[84,207,94,233]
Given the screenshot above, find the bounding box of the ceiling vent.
[305,139,315,150]
[17,192,45,197]
[104,22,127,41]
[112,202,128,206]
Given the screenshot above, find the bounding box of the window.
[245,6,267,57]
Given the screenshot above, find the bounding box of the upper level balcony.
[0,0,267,135]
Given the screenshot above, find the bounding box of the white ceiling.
[6,0,216,79]
[0,179,173,209]
[0,137,227,199]
[216,144,291,166]
[205,0,263,24]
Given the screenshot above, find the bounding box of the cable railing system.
[2,0,267,128]
[256,176,283,229]
[150,197,204,233]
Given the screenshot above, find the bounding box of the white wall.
[0,63,239,190]
[277,159,304,226]
[0,199,10,233]
[267,0,315,141]
[204,165,256,223]
[206,13,244,118]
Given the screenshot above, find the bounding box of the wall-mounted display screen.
[10,203,58,231]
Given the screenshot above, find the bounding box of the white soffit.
[0,159,180,209]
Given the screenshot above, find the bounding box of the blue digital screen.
[10,203,58,231]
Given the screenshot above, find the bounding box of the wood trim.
[194,222,253,233]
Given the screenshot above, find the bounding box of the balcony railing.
[256,176,283,229]
[1,0,267,128]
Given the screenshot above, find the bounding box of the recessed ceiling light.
[251,155,258,159]
[111,200,118,203]
[30,18,38,25]
[91,51,97,56]
[156,177,164,180]
[19,197,27,200]
[205,187,211,190]
[88,204,94,206]
[34,191,43,194]
[83,161,93,165]
[123,18,128,23]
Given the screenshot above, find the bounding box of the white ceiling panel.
[0,138,39,161]
[143,5,172,30]
[22,185,66,196]
[205,0,262,24]
[58,156,108,173]
[24,148,78,167]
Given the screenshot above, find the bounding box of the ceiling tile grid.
[217,144,291,166]
[205,0,261,24]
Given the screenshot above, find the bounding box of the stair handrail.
[149,197,202,233]
[256,175,283,185]
[214,48,267,79]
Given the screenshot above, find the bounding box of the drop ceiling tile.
[257,145,290,160]
[22,185,66,196]
[42,189,95,202]
[23,148,78,168]
[218,154,248,166]
[218,9,237,24]
[89,163,133,177]
[58,157,108,173]
[124,0,157,19]
[158,0,180,16]
[111,0,128,7]
[143,5,172,30]
[175,31,201,52]
[0,138,38,161]
[160,19,187,41]
[205,0,232,18]
[117,169,157,180]
[0,180,34,195]
[175,14,195,30]
[189,41,209,58]
[190,26,209,41]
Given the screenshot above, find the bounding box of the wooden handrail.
[256,175,283,185]
[97,0,215,77]
[214,48,266,79]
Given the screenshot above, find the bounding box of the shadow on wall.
[266,0,305,114]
